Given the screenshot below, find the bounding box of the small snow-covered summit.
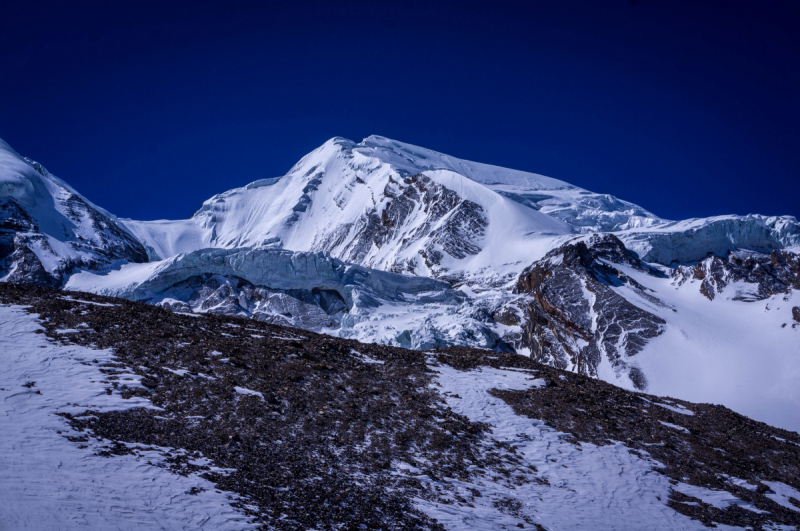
[0,138,147,286]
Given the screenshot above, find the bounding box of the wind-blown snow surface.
[604,263,800,432]
[0,304,255,530]
[422,363,744,530]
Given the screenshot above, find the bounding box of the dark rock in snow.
[514,234,665,389]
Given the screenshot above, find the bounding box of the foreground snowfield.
[0,304,255,530]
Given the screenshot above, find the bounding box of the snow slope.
[608,262,800,432]
[0,303,255,530]
[422,363,745,530]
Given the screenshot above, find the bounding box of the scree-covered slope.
[3,283,800,530]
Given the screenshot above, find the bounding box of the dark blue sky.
[1,0,798,221]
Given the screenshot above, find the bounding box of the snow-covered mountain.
[2,134,799,432]
[124,136,574,283]
[0,139,147,286]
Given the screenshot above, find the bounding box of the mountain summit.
[123,135,664,280]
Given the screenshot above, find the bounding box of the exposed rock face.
[514,234,667,389]
[4,242,60,287]
[671,248,800,301]
[313,171,488,277]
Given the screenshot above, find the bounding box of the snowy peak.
[127,135,575,278]
[124,135,800,283]
[0,138,148,286]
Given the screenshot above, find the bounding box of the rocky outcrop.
[319,172,488,275]
[0,197,37,275]
[672,248,800,301]
[514,234,667,389]
[4,241,59,287]
[513,233,800,391]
